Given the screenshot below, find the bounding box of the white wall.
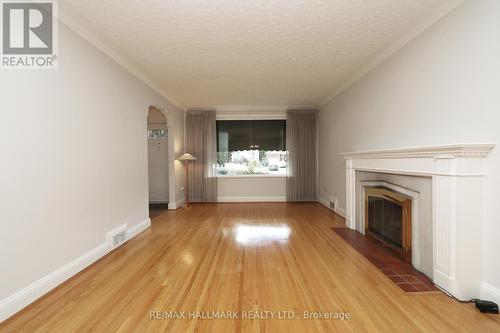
[318,0,500,302]
[0,22,184,318]
[217,177,286,202]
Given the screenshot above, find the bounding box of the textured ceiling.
[61,0,460,108]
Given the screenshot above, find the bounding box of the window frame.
[216,119,286,152]
[147,128,168,140]
[215,117,287,178]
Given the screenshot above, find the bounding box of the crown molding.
[187,105,317,112]
[215,110,286,120]
[186,105,317,120]
[57,5,184,110]
[319,0,464,108]
[341,144,495,159]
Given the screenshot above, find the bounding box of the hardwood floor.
[1,203,499,332]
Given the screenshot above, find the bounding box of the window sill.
[216,174,287,179]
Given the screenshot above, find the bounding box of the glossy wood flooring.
[2,203,499,332]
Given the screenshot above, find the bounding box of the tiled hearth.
[333,227,438,293]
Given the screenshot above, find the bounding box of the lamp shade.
[177,153,197,161]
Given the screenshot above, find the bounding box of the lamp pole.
[184,160,189,206]
[177,153,197,207]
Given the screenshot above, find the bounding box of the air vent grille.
[112,231,126,248]
[329,196,339,212]
[106,224,127,250]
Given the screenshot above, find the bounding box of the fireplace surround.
[342,144,495,301]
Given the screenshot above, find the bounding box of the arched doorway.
[147,106,169,213]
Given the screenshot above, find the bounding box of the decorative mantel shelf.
[342,143,495,301]
[341,143,495,159]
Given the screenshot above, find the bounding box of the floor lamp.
[177,153,197,207]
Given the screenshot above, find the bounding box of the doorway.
[148,107,169,216]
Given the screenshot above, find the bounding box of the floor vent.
[106,224,127,250]
[112,231,126,248]
[329,200,336,210]
[329,196,339,211]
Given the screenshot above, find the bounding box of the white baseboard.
[127,218,151,239]
[168,198,185,210]
[0,218,151,323]
[149,200,168,204]
[337,207,347,218]
[217,196,287,203]
[432,269,455,298]
[481,281,500,304]
[318,196,347,218]
[0,243,109,323]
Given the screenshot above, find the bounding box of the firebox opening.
[365,187,412,263]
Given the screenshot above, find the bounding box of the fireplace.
[343,144,495,301]
[365,187,412,263]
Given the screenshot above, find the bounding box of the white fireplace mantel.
[342,143,495,300]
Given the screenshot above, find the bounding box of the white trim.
[337,207,347,218]
[320,0,464,107]
[215,108,287,120]
[127,219,151,240]
[345,167,487,178]
[318,197,329,207]
[167,124,177,209]
[318,197,347,218]
[188,105,317,120]
[0,244,108,323]
[211,105,315,112]
[168,198,186,210]
[189,104,314,111]
[481,282,500,305]
[217,175,286,180]
[217,196,286,203]
[433,270,455,293]
[0,218,151,322]
[341,143,495,159]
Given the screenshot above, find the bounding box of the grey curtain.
[286,109,318,202]
[185,109,217,202]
